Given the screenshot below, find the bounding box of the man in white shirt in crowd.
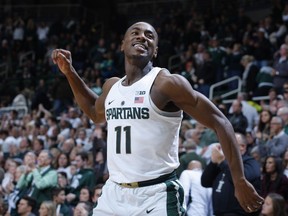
[179,160,213,216]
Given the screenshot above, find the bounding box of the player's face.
[121,22,158,61]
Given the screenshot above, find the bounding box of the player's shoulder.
[102,77,120,91]
[156,68,190,87]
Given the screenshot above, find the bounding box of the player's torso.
[105,67,183,182]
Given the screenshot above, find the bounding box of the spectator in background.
[254,65,274,97]
[52,187,73,216]
[57,171,70,194]
[201,133,262,216]
[208,36,227,82]
[17,137,32,160]
[276,106,288,134]
[228,99,248,134]
[59,138,75,156]
[38,201,56,216]
[258,116,288,159]
[1,158,18,197]
[179,160,213,216]
[7,164,27,215]
[260,193,287,216]
[260,88,279,115]
[176,136,207,177]
[283,150,288,177]
[73,201,92,216]
[17,150,58,208]
[230,92,259,133]
[272,44,288,94]
[50,75,74,116]
[91,183,103,207]
[67,107,82,129]
[183,128,203,156]
[56,153,71,178]
[75,128,92,152]
[194,43,206,66]
[17,196,37,216]
[79,186,93,204]
[261,156,288,207]
[240,55,259,97]
[195,50,217,98]
[254,109,272,146]
[226,43,244,91]
[66,151,95,206]
[31,79,52,111]
[196,121,218,148]
[31,138,44,156]
[180,59,198,88]
[251,28,273,68]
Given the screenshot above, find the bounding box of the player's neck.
[123,62,153,86]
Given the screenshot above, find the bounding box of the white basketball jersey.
[105,67,183,183]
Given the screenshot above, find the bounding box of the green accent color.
[165,180,186,216]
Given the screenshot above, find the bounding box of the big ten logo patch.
[135,91,146,95]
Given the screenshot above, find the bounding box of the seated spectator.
[240,55,259,97]
[52,187,73,216]
[201,133,261,216]
[38,201,56,216]
[258,116,288,159]
[57,171,71,195]
[91,183,104,206]
[229,92,259,132]
[260,193,288,216]
[1,158,18,196]
[272,44,288,94]
[195,122,218,148]
[66,152,95,206]
[75,128,92,151]
[79,186,92,203]
[284,150,288,177]
[17,150,58,207]
[254,109,273,147]
[17,196,37,216]
[261,156,288,204]
[73,201,93,216]
[176,138,206,177]
[195,51,217,98]
[260,88,279,115]
[56,153,71,180]
[276,106,288,134]
[179,160,213,216]
[228,100,248,134]
[254,65,274,97]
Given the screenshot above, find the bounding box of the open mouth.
[132,42,147,51]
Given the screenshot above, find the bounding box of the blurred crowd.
[1,0,288,216]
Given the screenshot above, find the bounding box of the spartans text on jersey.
[106,107,149,120]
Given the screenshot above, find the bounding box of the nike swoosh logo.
[108,100,115,105]
[146,207,155,214]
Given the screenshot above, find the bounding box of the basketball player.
[52,22,263,216]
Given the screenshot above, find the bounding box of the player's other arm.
[157,71,244,181]
[156,71,263,212]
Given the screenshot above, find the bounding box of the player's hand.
[234,178,264,213]
[51,49,73,75]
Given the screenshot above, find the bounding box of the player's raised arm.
[51,49,118,123]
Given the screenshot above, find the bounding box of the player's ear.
[153,47,158,58]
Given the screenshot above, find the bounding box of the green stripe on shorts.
[165,179,186,216]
